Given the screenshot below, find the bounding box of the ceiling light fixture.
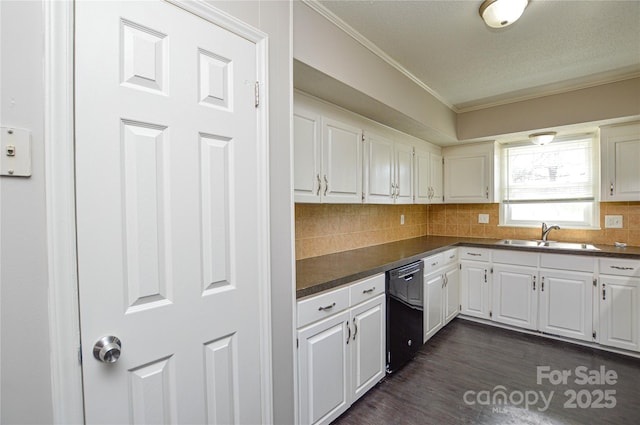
[479,0,528,28]
[529,131,557,145]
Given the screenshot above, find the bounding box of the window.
[500,135,599,228]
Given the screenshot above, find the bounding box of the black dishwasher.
[386,260,424,373]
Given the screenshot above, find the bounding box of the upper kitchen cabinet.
[293,103,363,204]
[414,148,443,204]
[443,142,499,204]
[600,122,640,202]
[363,132,413,204]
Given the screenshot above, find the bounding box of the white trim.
[300,0,455,111]
[44,1,85,423]
[457,71,640,113]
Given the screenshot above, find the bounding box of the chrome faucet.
[541,222,560,241]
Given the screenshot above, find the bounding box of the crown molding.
[456,71,640,113]
[301,0,456,111]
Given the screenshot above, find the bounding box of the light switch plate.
[605,215,623,229]
[1,127,31,177]
[478,214,489,224]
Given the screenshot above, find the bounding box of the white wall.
[0,1,54,423]
[0,1,294,423]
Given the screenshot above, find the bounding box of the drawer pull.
[431,262,438,267]
[362,287,376,294]
[467,252,481,256]
[318,302,336,312]
[610,265,634,271]
[449,255,456,259]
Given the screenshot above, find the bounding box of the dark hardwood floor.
[333,319,640,425]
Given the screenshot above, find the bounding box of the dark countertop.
[296,236,640,299]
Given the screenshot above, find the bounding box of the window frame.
[499,134,600,229]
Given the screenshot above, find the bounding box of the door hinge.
[490,267,493,274]
[459,264,462,270]
[592,331,597,339]
[296,338,299,349]
[362,133,365,142]
[442,158,445,165]
[78,345,83,365]
[593,277,597,287]
[362,192,365,202]
[254,81,260,108]
[489,311,492,318]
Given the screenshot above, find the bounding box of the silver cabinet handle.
[362,287,376,294]
[467,252,481,256]
[346,321,351,344]
[541,276,545,292]
[352,318,358,341]
[602,283,606,301]
[610,265,634,271]
[610,182,614,196]
[532,275,536,291]
[316,174,321,195]
[323,174,328,196]
[318,302,336,311]
[93,336,122,364]
[485,186,489,199]
[484,269,487,283]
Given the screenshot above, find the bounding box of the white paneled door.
[75,1,268,423]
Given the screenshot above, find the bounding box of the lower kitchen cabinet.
[598,257,640,352]
[423,271,444,342]
[460,260,490,320]
[297,274,385,425]
[538,269,593,342]
[599,275,639,351]
[350,295,386,401]
[423,250,459,343]
[492,264,538,331]
[298,311,350,425]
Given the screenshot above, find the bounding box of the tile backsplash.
[295,204,427,259]
[295,201,640,260]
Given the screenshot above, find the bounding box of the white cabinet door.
[492,264,538,330]
[423,271,444,342]
[599,275,639,352]
[601,122,640,201]
[322,118,363,204]
[444,264,460,324]
[364,133,394,204]
[294,107,322,202]
[539,270,593,342]
[443,142,496,203]
[350,295,386,401]
[298,311,350,425]
[414,148,443,204]
[395,143,414,204]
[461,262,490,319]
[429,152,444,204]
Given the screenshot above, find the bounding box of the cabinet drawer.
[442,248,458,265]
[600,258,640,277]
[540,254,594,273]
[297,286,349,328]
[460,248,490,262]
[423,253,444,272]
[493,250,538,267]
[350,273,385,306]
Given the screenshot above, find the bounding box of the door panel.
[351,295,385,401]
[293,107,321,202]
[424,272,444,342]
[76,2,265,423]
[395,143,413,204]
[600,276,639,351]
[539,271,593,341]
[492,265,537,330]
[364,134,394,203]
[322,118,362,203]
[461,263,489,319]
[444,266,460,323]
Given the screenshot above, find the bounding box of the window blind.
[502,137,595,203]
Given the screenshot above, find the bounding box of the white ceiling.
[317,0,640,112]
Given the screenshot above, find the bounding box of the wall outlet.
[478,214,489,224]
[605,215,623,228]
[400,214,405,225]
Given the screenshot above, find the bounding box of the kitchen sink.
[497,239,600,251]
